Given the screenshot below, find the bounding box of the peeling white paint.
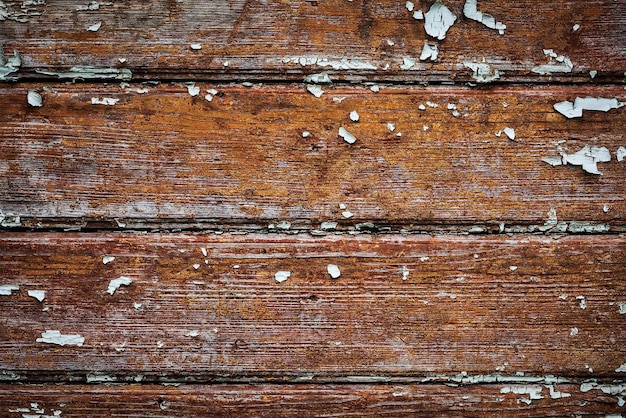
[400,56,417,70]
[500,385,543,404]
[0,284,19,295]
[285,56,377,70]
[76,2,101,11]
[87,21,102,32]
[589,70,597,79]
[464,61,500,83]
[307,84,324,98]
[274,270,291,283]
[503,127,515,140]
[37,330,85,347]
[304,73,332,84]
[616,146,626,162]
[327,264,341,279]
[107,276,133,295]
[546,384,571,399]
[413,10,424,20]
[553,97,624,118]
[192,263,200,269]
[186,83,200,97]
[616,363,626,373]
[580,382,626,395]
[463,0,506,34]
[420,43,438,61]
[576,295,587,310]
[27,290,45,302]
[320,221,338,230]
[617,302,626,314]
[569,327,578,336]
[87,373,116,383]
[405,1,414,12]
[102,255,115,264]
[91,97,119,105]
[572,24,580,31]
[369,85,380,93]
[186,330,199,337]
[541,156,563,166]
[424,0,457,40]
[0,46,21,81]
[37,66,132,81]
[387,122,396,132]
[401,266,410,280]
[349,110,360,122]
[338,127,356,144]
[567,221,610,233]
[562,145,611,175]
[190,43,202,50]
[532,49,573,74]
[509,265,517,271]
[27,90,43,107]
[342,210,354,218]
[302,131,311,138]
[200,247,207,257]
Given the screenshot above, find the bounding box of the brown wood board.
[1,84,625,230]
[1,233,624,381]
[1,0,624,82]
[0,383,624,417]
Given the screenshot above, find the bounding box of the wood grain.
[1,233,624,382]
[1,84,625,230]
[1,383,624,417]
[1,0,624,82]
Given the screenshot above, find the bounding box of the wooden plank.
[0,383,624,417]
[1,0,624,82]
[1,84,625,230]
[1,233,624,382]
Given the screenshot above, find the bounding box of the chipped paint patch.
[190,43,202,50]
[400,56,417,70]
[307,85,324,98]
[107,276,133,295]
[500,385,543,404]
[37,66,132,80]
[0,284,19,295]
[567,221,610,233]
[301,131,311,138]
[561,145,611,175]
[532,49,573,74]
[496,127,515,140]
[541,156,562,166]
[87,373,116,383]
[369,84,380,93]
[349,110,360,122]
[102,255,115,264]
[186,83,200,97]
[91,97,119,105]
[327,264,341,279]
[616,363,626,373]
[546,385,571,399]
[27,290,45,302]
[0,46,21,81]
[617,302,626,314]
[285,56,377,70]
[304,73,332,84]
[616,146,626,162]
[464,61,500,83]
[401,266,410,280]
[37,330,85,347]
[338,127,356,144]
[576,295,587,310]
[27,90,43,107]
[569,327,578,337]
[186,330,199,337]
[274,271,291,283]
[424,0,457,40]
[420,43,438,61]
[554,97,624,118]
[463,0,506,34]
[387,122,396,132]
[87,21,102,32]
[580,382,626,395]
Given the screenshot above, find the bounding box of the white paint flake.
[553,96,624,118]
[463,0,506,34]
[304,73,332,84]
[87,21,102,32]
[405,1,414,12]
[576,295,587,310]
[339,203,347,210]
[369,84,380,93]
[562,145,611,175]
[509,265,518,271]
[274,271,291,283]
[302,131,311,138]
[401,266,410,280]
[286,56,377,70]
[614,363,626,372]
[190,43,202,50]
[546,385,571,399]
[27,90,42,107]
[464,61,500,83]
[387,39,395,46]
[91,97,119,105]
[192,264,200,270]
[107,276,133,295]
[118,58,127,63]
[413,10,424,20]
[496,127,515,140]
[342,210,354,218]
[200,247,207,257]
[387,122,396,132]
[616,146,626,162]
[572,24,580,31]
[76,1,101,11]
[569,327,578,337]
[424,0,457,40]
[28,290,46,302]
[589,70,597,79]
[307,84,324,98]
[580,382,626,395]
[418,104,426,110]
[420,43,439,61]
[500,385,543,404]
[338,127,357,144]
[532,49,573,75]
[0,46,21,81]
[103,256,115,264]
[541,156,563,166]
[186,330,199,337]
[617,302,626,314]
[426,101,439,108]
[0,284,19,295]
[400,56,417,70]
[205,88,218,102]
[327,264,341,279]
[349,110,360,122]
[186,83,200,97]
[37,330,85,347]
[320,221,338,230]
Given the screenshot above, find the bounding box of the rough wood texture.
[1,383,624,417]
[1,84,624,230]
[1,0,624,82]
[1,233,624,382]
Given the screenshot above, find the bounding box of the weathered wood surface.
[1,84,624,231]
[1,383,624,417]
[1,0,624,82]
[1,233,624,382]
